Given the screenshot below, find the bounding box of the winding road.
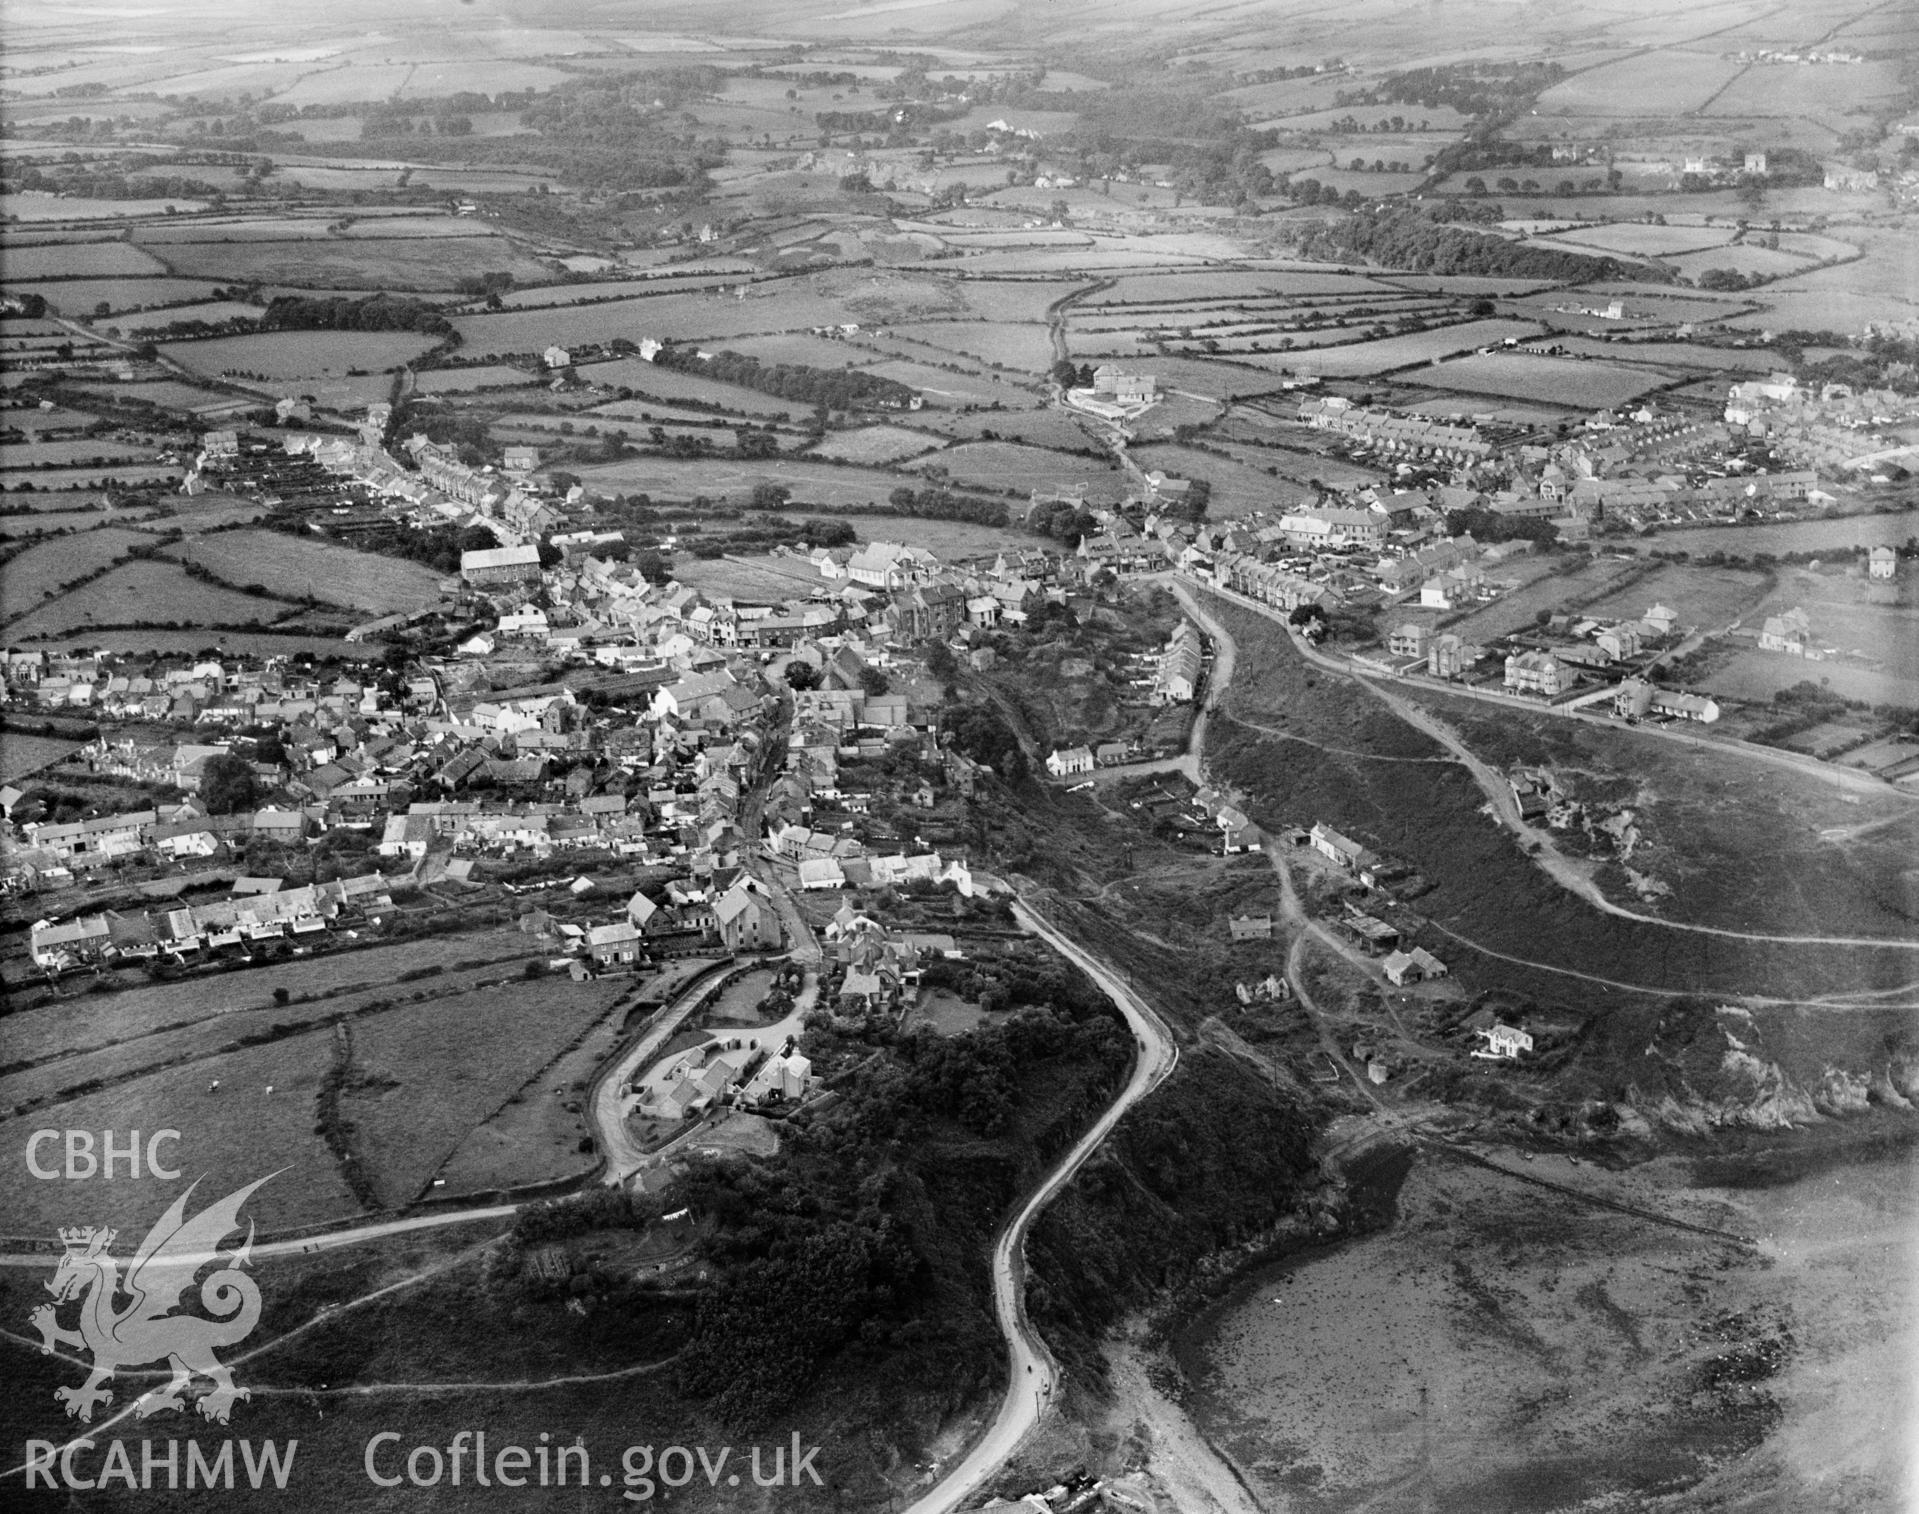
[901,900,1180,1514]
[1184,575,1919,952]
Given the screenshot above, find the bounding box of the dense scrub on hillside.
[1205,713,1912,1001]
[1028,1046,1326,1380]
[1291,208,1656,283]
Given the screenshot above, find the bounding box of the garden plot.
[1404,351,1675,408]
[165,531,443,614]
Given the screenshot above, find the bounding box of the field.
[0,732,82,782]
[891,319,1055,373]
[1,558,299,639]
[668,553,837,601]
[1545,221,1741,257]
[1534,51,1747,115]
[1702,58,1907,125]
[24,626,357,659]
[164,531,444,613]
[0,1035,359,1239]
[340,978,631,1209]
[1669,245,1820,283]
[906,439,1126,499]
[1574,562,1773,633]
[1246,320,1544,377]
[1404,351,1675,408]
[161,330,437,407]
[1128,442,1310,517]
[0,241,171,279]
[0,437,151,467]
[147,233,550,291]
[12,276,223,313]
[1179,1151,1912,1514]
[812,424,944,464]
[1704,649,1919,710]
[109,299,266,334]
[575,455,906,508]
[0,525,146,621]
[583,357,807,417]
[411,363,543,394]
[1440,556,1651,643]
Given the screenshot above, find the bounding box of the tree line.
[1290,207,1660,283]
[259,293,454,335]
[654,344,917,412]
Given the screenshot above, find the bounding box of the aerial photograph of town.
[0,0,1913,1508]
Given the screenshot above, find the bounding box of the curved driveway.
[902,900,1179,1514]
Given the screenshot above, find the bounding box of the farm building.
[1092,366,1157,402]
[1382,947,1448,986]
[1309,822,1377,874]
[461,544,543,586]
[1758,607,1811,655]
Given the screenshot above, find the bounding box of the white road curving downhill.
[902,900,1180,1514]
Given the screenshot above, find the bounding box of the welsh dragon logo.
[30,1174,275,1424]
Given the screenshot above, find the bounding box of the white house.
[1046,746,1094,779]
[1472,1022,1533,1060]
[543,345,571,369]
